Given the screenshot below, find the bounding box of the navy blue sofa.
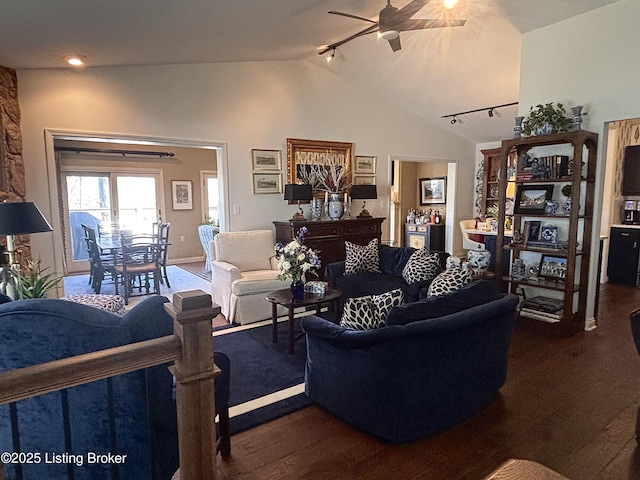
[0,295,231,479]
[325,244,449,303]
[302,288,519,443]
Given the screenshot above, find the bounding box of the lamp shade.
[284,184,313,201]
[0,202,53,235]
[350,185,377,200]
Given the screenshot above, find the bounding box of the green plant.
[201,216,219,227]
[521,102,573,136]
[12,258,63,299]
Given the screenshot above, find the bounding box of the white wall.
[518,0,640,327]
[16,60,475,271]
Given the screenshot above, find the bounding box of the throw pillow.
[344,238,381,275]
[340,288,404,330]
[427,266,472,298]
[401,247,441,284]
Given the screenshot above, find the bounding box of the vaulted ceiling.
[0,0,621,143]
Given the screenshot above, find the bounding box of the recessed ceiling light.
[444,0,458,9]
[64,55,87,67]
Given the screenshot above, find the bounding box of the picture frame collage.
[251,149,282,194]
[353,155,377,185]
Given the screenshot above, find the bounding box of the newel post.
[164,290,221,480]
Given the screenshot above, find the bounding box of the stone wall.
[0,65,31,262]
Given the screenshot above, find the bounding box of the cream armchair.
[211,229,288,324]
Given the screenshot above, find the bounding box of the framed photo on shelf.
[522,220,542,246]
[252,172,282,194]
[419,177,446,205]
[539,254,568,279]
[354,155,376,174]
[172,180,193,210]
[251,149,282,170]
[514,184,554,214]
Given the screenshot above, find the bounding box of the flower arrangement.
[274,227,321,283]
[521,102,573,136]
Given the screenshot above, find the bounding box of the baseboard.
[584,316,597,331]
[167,255,205,265]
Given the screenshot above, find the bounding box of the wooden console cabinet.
[273,217,384,277]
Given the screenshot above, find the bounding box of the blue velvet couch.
[302,287,519,443]
[324,244,449,303]
[0,296,178,480]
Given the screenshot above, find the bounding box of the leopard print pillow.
[340,288,404,330]
[344,238,381,275]
[427,266,472,298]
[401,247,441,284]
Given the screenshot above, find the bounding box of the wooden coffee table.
[266,287,342,354]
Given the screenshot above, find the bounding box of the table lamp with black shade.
[284,184,313,221]
[350,185,377,218]
[0,202,53,266]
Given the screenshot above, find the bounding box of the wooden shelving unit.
[495,130,598,335]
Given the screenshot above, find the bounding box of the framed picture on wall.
[251,149,282,170]
[252,172,282,194]
[419,177,446,205]
[353,175,376,185]
[354,156,376,174]
[172,180,193,210]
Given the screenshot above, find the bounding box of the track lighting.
[326,49,336,63]
[442,102,518,124]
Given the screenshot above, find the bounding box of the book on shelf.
[521,295,564,314]
[518,308,561,323]
[519,307,561,319]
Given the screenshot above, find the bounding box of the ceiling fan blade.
[319,24,380,54]
[392,0,428,22]
[397,18,467,31]
[388,36,402,52]
[328,11,378,24]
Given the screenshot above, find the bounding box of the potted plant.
[12,258,62,299]
[521,102,573,136]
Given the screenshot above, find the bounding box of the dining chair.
[86,238,118,294]
[114,234,161,304]
[157,222,171,287]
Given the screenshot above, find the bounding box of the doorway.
[44,129,229,278]
[389,156,457,253]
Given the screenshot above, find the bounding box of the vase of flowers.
[274,227,321,300]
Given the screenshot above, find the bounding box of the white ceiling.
[0,0,620,143]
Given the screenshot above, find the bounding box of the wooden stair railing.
[0,290,220,480]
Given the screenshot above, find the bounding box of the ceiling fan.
[319,0,466,55]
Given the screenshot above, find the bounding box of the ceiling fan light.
[379,29,399,40]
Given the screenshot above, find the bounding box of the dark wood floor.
[216,283,640,480]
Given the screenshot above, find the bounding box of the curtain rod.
[55,146,175,158]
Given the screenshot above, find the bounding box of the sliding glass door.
[62,169,163,273]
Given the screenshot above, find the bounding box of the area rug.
[213,320,311,435]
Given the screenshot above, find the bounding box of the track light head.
[450,117,457,125]
[488,109,494,118]
[326,49,336,63]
